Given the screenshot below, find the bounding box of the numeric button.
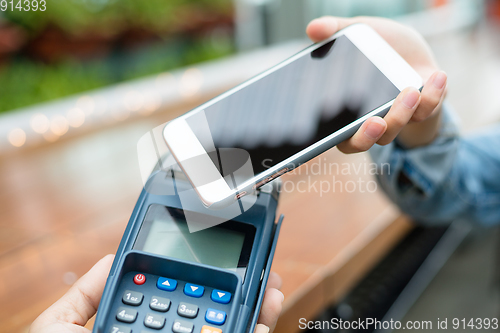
[144,313,166,330]
[109,324,131,333]
[149,296,170,312]
[172,319,194,333]
[116,307,137,323]
[122,290,143,306]
[177,302,198,318]
[201,326,222,333]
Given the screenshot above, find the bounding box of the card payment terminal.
[92,157,283,333]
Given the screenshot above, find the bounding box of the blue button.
[157,277,177,291]
[205,308,226,325]
[211,289,231,304]
[184,283,204,298]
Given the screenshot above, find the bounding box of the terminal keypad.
[108,272,232,333]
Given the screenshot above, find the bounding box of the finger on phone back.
[377,87,421,145]
[267,272,283,290]
[257,288,284,332]
[337,117,387,154]
[411,71,447,122]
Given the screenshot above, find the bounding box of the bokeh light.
[112,108,130,122]
[76,96,95,115]
[140,94,162,116]
[43,131,59,142]
[30,113,50,134]
[50,115,69,136]
[180,68,203,98]
[123,90,144,112]
[67,108,86,128]
[8,128,26,147]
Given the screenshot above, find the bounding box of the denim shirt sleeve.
[369,102,500,226]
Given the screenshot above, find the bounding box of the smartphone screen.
[185,35,400,188]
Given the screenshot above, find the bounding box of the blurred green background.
[0,0,491,114]
[0,0,235,113]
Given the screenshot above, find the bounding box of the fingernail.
[432,71,447,89]
[278,290,285,302]
[364,117,385,140]
[402,90,419,109]
[256,324,270,333]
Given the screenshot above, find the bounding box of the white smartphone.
[164,23,422,209]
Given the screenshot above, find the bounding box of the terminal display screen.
[134,204,255,279]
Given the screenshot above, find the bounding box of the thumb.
[255,323,270,333]
[31,255,114,329]
[306,16,354,42]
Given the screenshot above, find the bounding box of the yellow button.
[201,325,222,333]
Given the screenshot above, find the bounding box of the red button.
[133,273,146,285]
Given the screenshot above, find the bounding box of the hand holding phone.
[164,22,431,209]
[306,16,448,152]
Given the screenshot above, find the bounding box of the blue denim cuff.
[369,102,460,197]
